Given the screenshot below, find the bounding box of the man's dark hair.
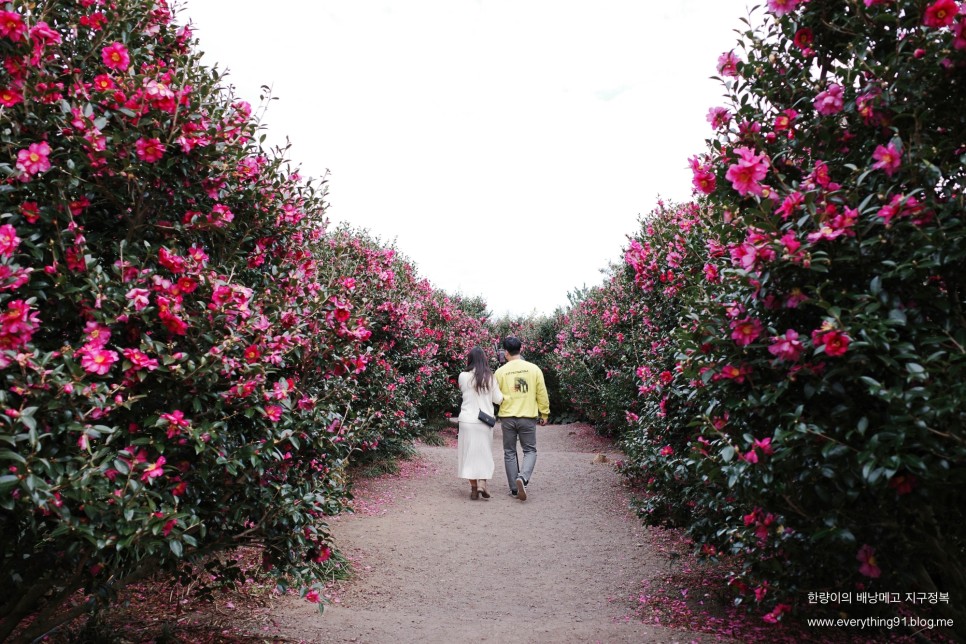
[502,336,522,355]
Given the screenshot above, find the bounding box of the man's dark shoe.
[515,476,527,501]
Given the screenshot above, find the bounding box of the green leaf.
[170,540,184,557]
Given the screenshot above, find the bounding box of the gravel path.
[270,423,714,643]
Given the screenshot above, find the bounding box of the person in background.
[494,336,550,501]
[457,346,504,499]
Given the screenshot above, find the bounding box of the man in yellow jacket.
[494,336,550,501]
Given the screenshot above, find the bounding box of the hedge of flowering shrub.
[558,0,966,630]
[320,228,494,462]
[0,1,489,639]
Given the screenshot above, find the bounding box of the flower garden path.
[267,423,718,643]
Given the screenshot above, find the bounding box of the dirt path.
[269,424,714,643]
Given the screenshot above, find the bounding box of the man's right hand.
[538,418,547,426]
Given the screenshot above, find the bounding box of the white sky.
[180,0,753,317]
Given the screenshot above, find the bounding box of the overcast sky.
[181,0,753,317]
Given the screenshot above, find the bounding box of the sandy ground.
[267,424,716,643]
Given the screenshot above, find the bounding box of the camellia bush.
[320,228,494,462]
[0,1,490,639]
[560,0,966,631]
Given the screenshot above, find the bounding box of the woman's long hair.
[466,346,492,394]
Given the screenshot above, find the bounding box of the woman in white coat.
[457,346,503,499]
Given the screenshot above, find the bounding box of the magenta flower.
[813,83,845,116]
[135,137,165,163]
[812,327,851,357]
[141,456,166,482]
[0,87,23,107]
[706,106,732,130]
[80,347,119,375]
[730,318,763,346]
[0,10,26,41]
[923,0,958,27]
[659,445,674,456]
[15,142,52,177]
[857,544,882,578]
[124,348,159,371]
[793,28,814,51]
[101,42,130,71]
[767,0,802,17]
[83,321,111,348]
[725,147,769,196]
[768,329,803,361]
[762,603,791,623]
[872,142,902,176]
[265,405,283,422]
[28,21,61,46]
[689,156,717,194]
[717,51,739,77]
[208,204,234,227]
[126,288,151,311]
[0,224,21,258]
[305,589,321,603]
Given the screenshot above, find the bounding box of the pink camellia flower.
[101,42,130,71]
[763,603,792,624]
[135,137,165,163]
[731,317,763,346]
[16,142,52,177]
[208,204,234,227]
[162,518,177,537]
[954,16,966,49]
[857,544,881,578]
[305,589,321,603]
[813,83,845,116]
[80,347,119,375]
[161,409,189,438]
[83,321,111,348]
[773,108,798,135]
[703,263,720,283]
[92,74,115,91]
[0,87,23,107]
[813,327,851,357]
[157,247,186,273]
[923,0,958,27]
[0,10,26,41]
[768,329,804,361]
[872,142,902,176]
[785,288,809,308]
[126,287,151,311]
[876,194,929,227]
[717,51,740,77]
[725,147,770,196]
[793,27,814,51]
[123,347,159,371]
[312,546,332,563]
[767,0,801,17]
[754,437,775,456]
[141,456,166,482]
[29,21,61,46]
[707,106,732,130]
[689,156,717,195]
[660,445,674,457]
[264,405,283,422]
[0,224,21,257]
[821,330,850,356]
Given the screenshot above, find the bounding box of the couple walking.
[456,336,550,501]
